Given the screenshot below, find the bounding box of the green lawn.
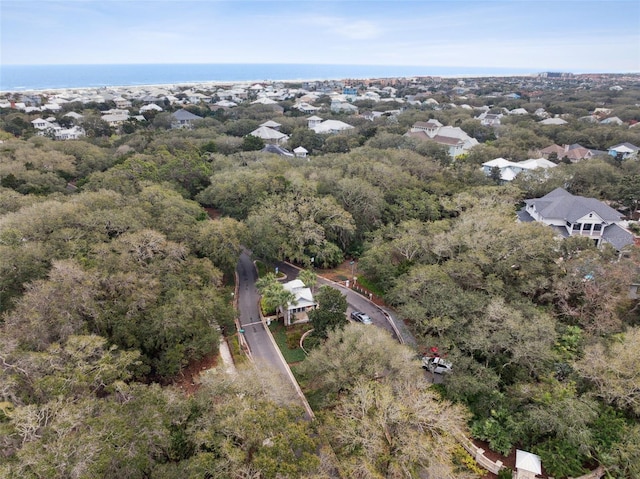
[355,276,385,297]
[255,260,269,278]
[268,321,310,364]
[255,260,286,279]
[227,334,247,365]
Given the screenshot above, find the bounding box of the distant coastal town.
[1,71,638,149]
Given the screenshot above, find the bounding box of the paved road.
[236,252,295,381]
[274,260,415,346]
[236,252,315,418]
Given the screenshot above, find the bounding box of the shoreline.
[5,71,639,96]
[0,62,546,94]
[1,73,539,95]
[2,69,636,96]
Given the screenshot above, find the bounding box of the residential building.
[475,111,503,126]
[295,102,321,114]
[307,115,323,129]
[259,120,282,130]
[309,118,355,134]
[113,96,132,109]
[538,143,596,162]
[405,120,479,158]
[330,100,358,114]
[293,146,308,158]
[260,144,294,157]
[63,111,84,121]
[515,450,542,479]
[518,187,634,250]
[481,157,556,182]
[600,116,624,125]
[539,118,568,125]
[55,126,85,140]
[31,118,56,130]
[171,109,203,129]
[280,279,317,326]
[140,103,163,113]
[102,112,130,127]
[608,142,639,159]
[248,126,289,144]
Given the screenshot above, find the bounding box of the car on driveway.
[350,310,372,324]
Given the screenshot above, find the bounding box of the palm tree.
[256,273,296,323]
[273,287,297,325]
[298,269,317,291]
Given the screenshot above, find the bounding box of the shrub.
[452,445,486,477]
[497,467,513,479]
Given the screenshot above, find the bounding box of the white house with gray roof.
[518,187,635,251]
[280,279,317,326]
[405,120,479,158]
[249,126,289,145]
[608,142,639,160]
[171,109,203,129]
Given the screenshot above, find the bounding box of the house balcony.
[569,230,603,238]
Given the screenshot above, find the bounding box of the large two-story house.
[518,188,635,251]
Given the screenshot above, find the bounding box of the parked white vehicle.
[350,310,372,325]
[421,356,453,374]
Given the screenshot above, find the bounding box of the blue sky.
[1,0,639,72]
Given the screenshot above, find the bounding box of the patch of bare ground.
[316,259,355,282]
[204,207,221,219]
[173,351,219,396]
[473,439,557,479]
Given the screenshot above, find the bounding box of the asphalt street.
[274,260,414,344]
[236,252,296,382]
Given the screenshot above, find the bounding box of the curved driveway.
[274,261,416,347]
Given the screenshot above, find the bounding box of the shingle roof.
[432,135,463,146]
[249,126,288,141]
[609,142,639,152]
[540,144,565,155]
[261,144,294,157]
[517,209,535,222]
[260,120,281,128]
[525,187,623,223]
[603,223,635,250]
[172,109,203,121]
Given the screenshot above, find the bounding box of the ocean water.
[0,63,535,91]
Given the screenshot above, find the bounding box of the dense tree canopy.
[2,76,640,477]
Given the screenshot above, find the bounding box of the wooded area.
[2,75,640,478]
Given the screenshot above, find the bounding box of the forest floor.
[317,259,355,282]
[173,351,219,396]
